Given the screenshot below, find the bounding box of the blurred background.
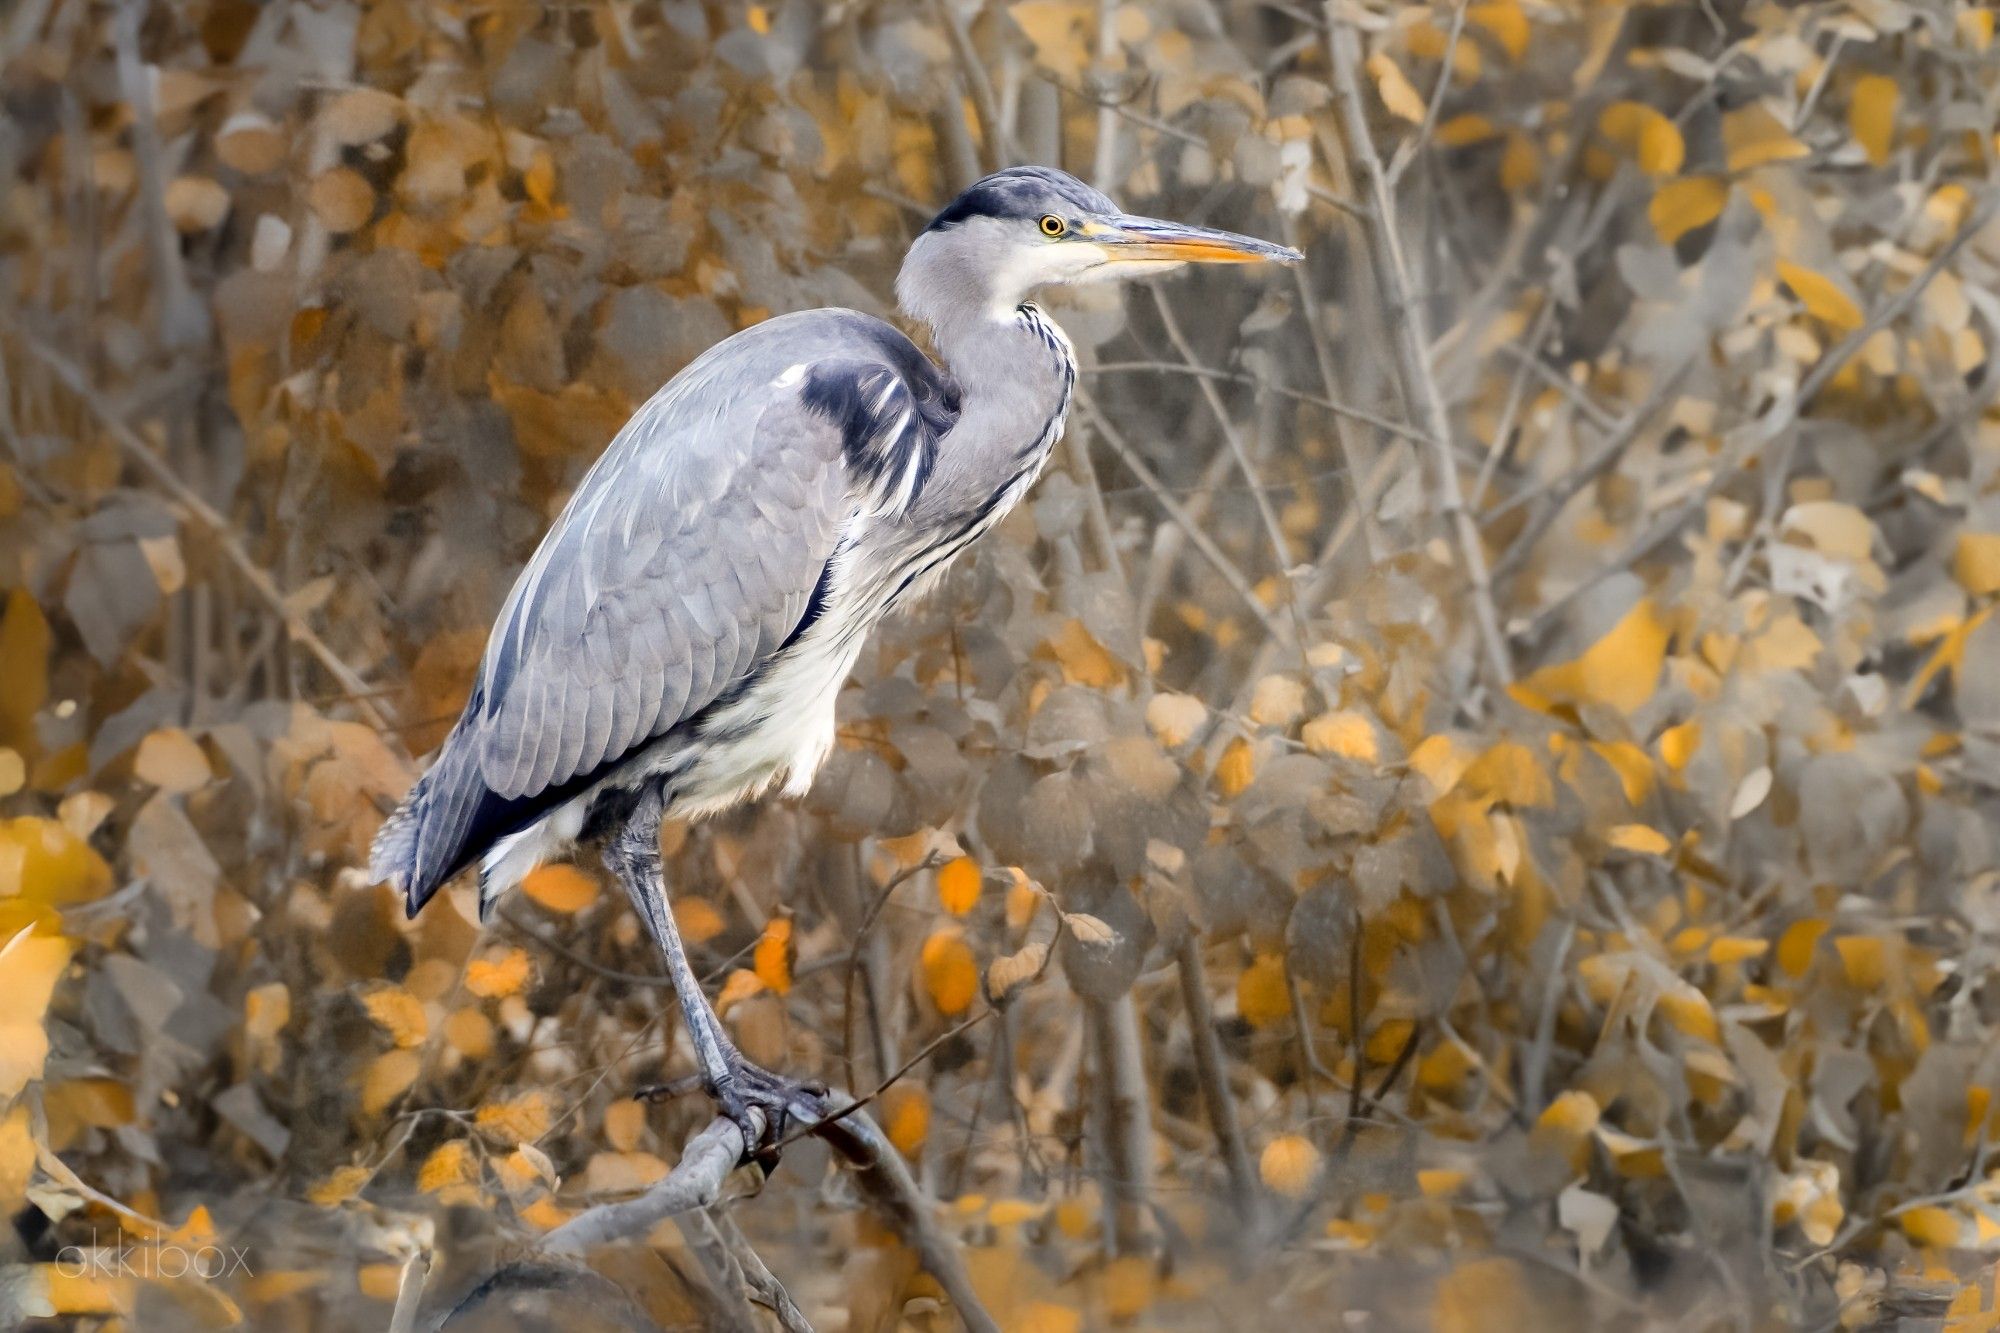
[3,0,2000,1329]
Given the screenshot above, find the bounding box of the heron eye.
[1038,214,1067,237]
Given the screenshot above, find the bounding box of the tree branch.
[1323,6,1513,687]
[11,330,397,734]
[544,1092,999,1333]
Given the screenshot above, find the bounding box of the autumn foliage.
[5,1,2000,1330]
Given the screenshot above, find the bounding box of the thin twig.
[1078,391,1290,643]
[11,330,396,734]
[1174,937,1259,1220]
[1151,289,1310,656]
[1323,5,1513,687]
[1386,0,1470,188]
[1518,186,1999,643]
[1085,360,1431,448]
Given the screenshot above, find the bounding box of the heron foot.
[633,1056,829,1170]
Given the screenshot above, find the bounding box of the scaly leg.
[602,785,824,1162]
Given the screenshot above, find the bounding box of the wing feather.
[371,309,961,912]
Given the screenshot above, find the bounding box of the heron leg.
[602,786,825,1163]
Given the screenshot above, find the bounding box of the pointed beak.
[1085,215,1302,266]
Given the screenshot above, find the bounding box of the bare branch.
[1175,937,1259,1221]
[9,329,397,735]
[1323,6,1513,687]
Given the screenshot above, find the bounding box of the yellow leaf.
[1536,1089,1600,1136]
[245,982,290,1042]
[1004,869,1041,929]
[0,926,71,1099]
[1260,1134,1321,1198]
[360,1049,420,1115]
[1017,1302,1083,1333]
[1599,101,1681,176]
[0,816,114,906]
[1709,936,1770,965]
[1434,1258,1532,1333]
[1043,618,1124,688]
[361,987,429,1049]
[583,1150,669,1194]
[1657,986,1719,1043]
[444,1007,493,1059]
[307,1164,372,1206]
[1638,115,1684,176]
[603,1099,645,1153]
[418,1140,475,1194]
[1063,911,1115,946]
[1834,935,1888,990]
[880,1084,929,1156]
[476,1090,552,1145]
[520,864,597,913]
[1100,1255,1155,1321]
[1776,919,1829,977]
[1237,954,1291,1028]
[1467,1,1529,60]
[1961,10,1994,52]
[985,941,1047,1002]
[1588,741,1655,806]
[1606,824,1671,856]
[1952,532,2000,596]
[1512,598,1670,716]
[1649,176,1728,244]
[306,167,375,233]
[937,856,982,915]
[1145,692,1207,747]
[1777,261,1864,332]
[0,1102,31,1210]
[465,949,533,999]
[1659,720,1701,771]
[1723,104,1809,172]
[1417,1167,1469,1198]
[1435,113,1499,147]
[1216,737,1257,798]
[753,916,794,995]
[1302,711,1379,762]
[1366,52,1427,123]
[1902,1205,1963,1249]
[715,968,765,1015]
[1460,740,1553,807]
[1500,132,1539,192]
[0,589,49,758]
[1409,733,1472,795]
[920,930,978,1017]
[134,727,211,792]
[1249,674,1307,728]
[46,1267,129,1315]
[1850,74,1898,165]
[1782,500,1874,561]
[674,897,726,945]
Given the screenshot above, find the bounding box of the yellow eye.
[1038,214,1067,237]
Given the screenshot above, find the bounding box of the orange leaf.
[753,917,794,995]
[1237,954,1290,1028]
[465,949,534,999]
[920,930,978,1017]
[520,864,597,913]
[937,856,982,916]
[880,1084,930,1156]
[1260,1134,1321,1197]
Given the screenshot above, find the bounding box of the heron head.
[899,166,1300,329]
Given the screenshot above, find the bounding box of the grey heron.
[371,165,1298,1152]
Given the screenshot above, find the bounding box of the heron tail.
[368,785,430,917]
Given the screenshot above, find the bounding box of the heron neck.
[909,306,1075,521]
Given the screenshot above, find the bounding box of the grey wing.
[370,310,951,914]
[477,369,851,801]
